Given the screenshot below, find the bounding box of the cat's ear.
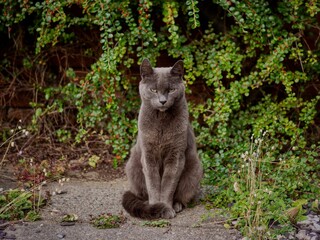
[170,60,184,77]
[140,59,153,78]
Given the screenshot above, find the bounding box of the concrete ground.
[4,177,242,240]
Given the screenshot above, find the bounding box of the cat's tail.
[122,191,166,219]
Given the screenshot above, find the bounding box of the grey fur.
[122,59,203,219]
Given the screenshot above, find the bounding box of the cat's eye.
[150,88,157,93]
[169,88,176,93]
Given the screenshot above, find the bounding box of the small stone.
[3,234,16,239]
[283,232,295,240]
[82,171,99,180]
[0,223,8,230]
[57,233,65,239]
[231,220,238,226]
[296,230,310,240]
[276,235,286,240]
[309,215,320,222]
[313,222,320,231]
[7,225,16,231]
[298,218,313,226]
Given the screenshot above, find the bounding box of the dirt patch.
[0,164,18,190]
[0,132,125,184]
[65,165,125,182]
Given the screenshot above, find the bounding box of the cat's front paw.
[173,202,183,213]
[161,206,176,219]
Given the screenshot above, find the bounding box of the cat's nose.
[159,100,167,105]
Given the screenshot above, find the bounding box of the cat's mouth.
[158,107,168,112]
[151,100,170,112]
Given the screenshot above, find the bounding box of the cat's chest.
[139,114,187,144]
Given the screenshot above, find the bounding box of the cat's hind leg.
[173,147,203,211]
[173,166,202,211]
[173,171,200,210]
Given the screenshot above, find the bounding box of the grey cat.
[122,59,203,219]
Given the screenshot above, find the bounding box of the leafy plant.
[0,189,44,221]
[208,132,319,238]
[141,219,171,228]
[61,213,78,223]
[311,199,320,214]
[91,213,126,229]
[88,155,101,168]
[286,199,307,224]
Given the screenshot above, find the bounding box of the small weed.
[286,199,307,223]
[91,213,126,229]
[0,122,30,168]
[62,213,78,223]
[25,210,41,221]
[141,219,171,228]
[187,200,198,208]
[191,222,202,228]
[311,199,320,214]
[0,123,47,222]
[88,155,101,168]
[200,209,226,223]
[52,177,70,195]
[0,188,45,221]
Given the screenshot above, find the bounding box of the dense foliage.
[1,0,320,237]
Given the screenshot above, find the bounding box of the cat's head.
[139,59,185,112]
